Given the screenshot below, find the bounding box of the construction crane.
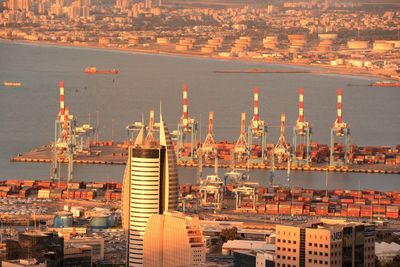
[201,112,217,162]
[175,84,198,164]
[232,112,249,167]
[247,87,268,165]
[292,87,312,167]
[52,81,76,182]
[330,88,350,168]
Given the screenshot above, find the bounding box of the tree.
[220,227,238,242]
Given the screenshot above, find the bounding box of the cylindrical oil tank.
[347,40,369,49]
[156,37,169,45]
[201,46,214,53]
[318,33,338,40]
[53,211,73,228]
[231,46,245,53]
[176,44,189,51]
[90,214,110,229]
[128,37,139,45]
[373,41,395,51]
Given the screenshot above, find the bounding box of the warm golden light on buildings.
[143,212,205,267]
[122,112,179,267]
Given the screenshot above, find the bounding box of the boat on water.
[214,69,311,74]
[84,67,119,74]
[3,82,22,87]
[369,81,400,87]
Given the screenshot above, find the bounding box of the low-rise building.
[275,219,375,267]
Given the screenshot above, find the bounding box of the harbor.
[10,141,400,174]
[1,42,399,186]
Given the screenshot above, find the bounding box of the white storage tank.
[347,40,369,49]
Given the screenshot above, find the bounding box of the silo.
[53,211,73,228]
[90,213,110,229]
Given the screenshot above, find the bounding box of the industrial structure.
[273,112,290,164]
[126,114,146,142]
[51,81,95,182]
[232,112,249,167]
[233,182,259,212]
[16,82,400,175]
[330,88,351,168]
[292,87,312,167]
[175,84,198,164]
[247,87,268,165]
[199,159,224,211]
[201,111,217,163]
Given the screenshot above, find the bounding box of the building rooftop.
[222,240,275,251]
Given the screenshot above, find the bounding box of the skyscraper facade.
[143,212,205,267]
[122,113,179,267]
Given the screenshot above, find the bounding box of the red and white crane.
[333,88,347,135]
[201,111,217,161]
[182,83,189,132]
[176,83,198,163]
[274,113,290,163]
[248,86,267,164]
[233,112,249,164]
[330,88,351,167]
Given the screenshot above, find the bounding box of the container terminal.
[1,178,400,223]
[2,176,400,265]
[10,81,400,178]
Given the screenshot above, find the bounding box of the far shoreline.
[0,38,390,81]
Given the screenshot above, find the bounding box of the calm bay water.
[0,40,399,190]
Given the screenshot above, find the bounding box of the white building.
[122,112,179,267]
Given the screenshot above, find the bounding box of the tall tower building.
[122,112,179,267]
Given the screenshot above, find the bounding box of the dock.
[10,143,400,174]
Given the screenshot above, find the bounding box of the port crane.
[247,87,268,165]
[199,158,224,211]
[232,112,249,167]
[330,88,351,168]
[291,87,312,167]
[233,181,259,212]
[201,112,217,162]
[52,81,96,182]
[126,114,146,143]
[174,84,199,164]
[273,112,290,164]
[52,81,76,182]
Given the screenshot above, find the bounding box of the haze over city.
[0,0,399,266]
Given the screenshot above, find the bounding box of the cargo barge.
[214,69,311,74]
[3,82,22,87]
[84,67,119,74]
[369,81,400,87]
